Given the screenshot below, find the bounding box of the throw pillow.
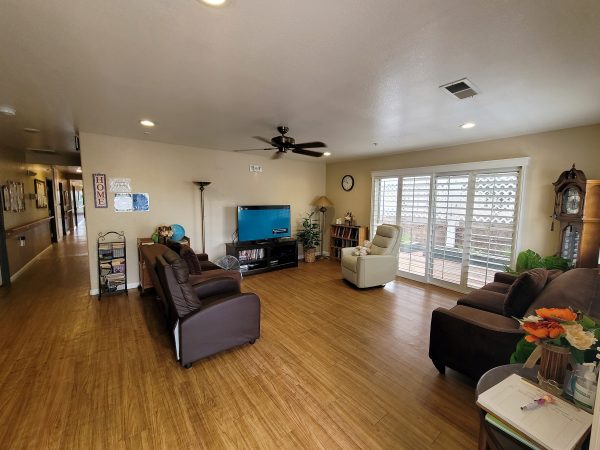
[180,245,202,275]
[503,268,549,317]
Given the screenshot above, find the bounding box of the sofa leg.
[183,363,192,369]
[249,339,256,345]
[432,359,445,375]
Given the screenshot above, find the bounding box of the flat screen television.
[237,205,291,242]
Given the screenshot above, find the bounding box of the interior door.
[58,182,66,236]
[47,179,58,243]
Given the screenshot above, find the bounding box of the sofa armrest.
[195,253,209,261]
[356,254,397,274]
[180,293,261,364]
[192,277,240,299]
[428,305,523,380]
[341,246,356,258]
[494,272,518,285]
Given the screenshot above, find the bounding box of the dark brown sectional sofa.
[140,243,260,368]
[429,268,599,380]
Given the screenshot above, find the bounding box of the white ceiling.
[1,0,599,161]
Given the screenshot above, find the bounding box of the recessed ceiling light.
[323,152,331,156]
[0,105,16,116]
[460,122,476,129]
[24,127,41,133]
[201,0,227,6]
[140,119,155,127]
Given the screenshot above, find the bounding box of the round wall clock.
[341,175,354,191]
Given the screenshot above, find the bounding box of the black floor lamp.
[194,181,211,254]
[313,196,333,259]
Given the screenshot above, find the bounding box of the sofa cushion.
[481,281,511,295]
[180,245,202,275]
[156,255,202,316]
[457,289,506,315]
[503,269,548,318]
[528,268,600,319]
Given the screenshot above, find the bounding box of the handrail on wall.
[5,217,51,236]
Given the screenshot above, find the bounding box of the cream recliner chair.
[341,224,401,288]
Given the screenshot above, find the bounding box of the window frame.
[371,157,530,292]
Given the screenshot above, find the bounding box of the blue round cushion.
[170,224,185,242]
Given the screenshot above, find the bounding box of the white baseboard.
[89,282,139,296]
[10,245,53,283]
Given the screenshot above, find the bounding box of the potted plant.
[297,212,320,263]
[504,249,571,274]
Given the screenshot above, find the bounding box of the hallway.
[0,225,171,448]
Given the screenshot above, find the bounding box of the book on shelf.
[477,374,592,450]
[484,413,541,450]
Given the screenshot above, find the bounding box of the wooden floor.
[0,228,480,449]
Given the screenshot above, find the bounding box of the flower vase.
[538,343,571,394]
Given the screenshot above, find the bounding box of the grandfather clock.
[551,164,587,267]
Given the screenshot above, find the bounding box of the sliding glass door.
[372,161,524,291]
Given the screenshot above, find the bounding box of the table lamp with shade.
[313,196,334,259]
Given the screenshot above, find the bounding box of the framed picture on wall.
[34,179,47,208]
[1,185,9,211]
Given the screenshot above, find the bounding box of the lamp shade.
[314,196,333,208]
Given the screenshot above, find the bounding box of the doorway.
[47,178,58,243]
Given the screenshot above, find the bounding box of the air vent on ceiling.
[440,78,479,100]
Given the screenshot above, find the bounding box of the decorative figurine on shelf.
[344,211,354,226]
[155,225,174,244]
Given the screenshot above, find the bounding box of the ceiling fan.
[235,126,327,158]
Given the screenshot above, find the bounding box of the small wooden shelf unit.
[97,231,127,299]
[329,224,368,260]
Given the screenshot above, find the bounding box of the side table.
[476,364,590,450]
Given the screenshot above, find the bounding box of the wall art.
[93,174,108,208]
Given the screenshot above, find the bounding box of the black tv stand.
[225,239,298,276]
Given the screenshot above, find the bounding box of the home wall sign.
[93,174,108,208]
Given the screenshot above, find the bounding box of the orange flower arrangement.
[535,308,577,322]
[512,308,599,365]
[518,307,598,351]
[523,321,565,343]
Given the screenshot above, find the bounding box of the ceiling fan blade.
[234,148,275,152]
[292,148,324,157]
[253,136,274,145]
[291,141,327,149]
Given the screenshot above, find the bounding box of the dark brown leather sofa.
[429,268,599,380]
[140,243,241,315]
[140,244,260,368]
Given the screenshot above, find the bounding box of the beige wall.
[0,148,51,230]
[80,132,326,293]
[325,124,600,257]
